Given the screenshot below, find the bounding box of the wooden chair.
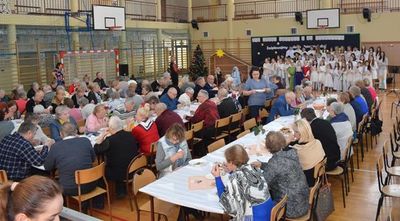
[270,194,288,221]
[241,106,250,120]
[125,154,148,211]
[376,154,400,221]
[0,170,8,184]
[132,168,179,221]
[68,162,112,220]
[185,129,194,152]
[258,108,269,123]
[286,177,320,221]
[207,139,225,153]
[212,116,231,141]
[148,142,158,171]
[313,158,326,181]
[243,118,257,131]
[236,129,250,139]
[191,120,204,146]
[229,111,243,140]
[42,127,51,137]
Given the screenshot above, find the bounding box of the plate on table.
[189,159,208,167]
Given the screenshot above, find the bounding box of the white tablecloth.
[139,115,295,214]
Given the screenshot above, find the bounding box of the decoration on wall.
[216,49,225,58]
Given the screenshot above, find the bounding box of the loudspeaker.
[363,8,371,22]
[191,19,199,30]
[119,64,129,76]
[295,12,303,25]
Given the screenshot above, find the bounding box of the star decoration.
[216,49,225,58]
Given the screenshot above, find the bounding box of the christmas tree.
[188,45,208,81]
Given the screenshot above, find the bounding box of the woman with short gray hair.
[49,105,78,141]
[328,102,353,159]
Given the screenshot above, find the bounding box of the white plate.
[255,89,265,93]
[205,173,214,180]
[188,159,208,167]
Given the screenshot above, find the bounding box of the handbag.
[314,174,335,221]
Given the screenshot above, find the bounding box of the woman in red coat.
[131,103,159,155]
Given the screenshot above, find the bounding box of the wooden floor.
[89,87,400,221]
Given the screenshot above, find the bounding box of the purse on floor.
[314,173,335,221]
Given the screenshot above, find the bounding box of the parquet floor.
[90,85,400,221]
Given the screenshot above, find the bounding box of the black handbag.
[315,174,335,221]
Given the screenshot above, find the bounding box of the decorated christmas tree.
[188,45,208,81]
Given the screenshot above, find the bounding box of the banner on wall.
[251,34,360,67]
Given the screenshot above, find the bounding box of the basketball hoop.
[108,26,122,38]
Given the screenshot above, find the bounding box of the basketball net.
[318,25,328,30]
[109,26,122,38]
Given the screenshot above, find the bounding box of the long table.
[139,115,296,216]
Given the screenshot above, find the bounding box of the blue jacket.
[160,94,179,111]
[267,95,294,123]
[350,96,368,126]
[49,117,78,141]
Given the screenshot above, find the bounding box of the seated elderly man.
[349,86,369,126]
[94,116,139,198]
[154,103,184,137]
[0,122,53,181]
[151,72,170,92]
[328,102,353,159]
[49,105,78,141]
[355,80,374,111]
[303,85,314,101]
[217,88,238,119]
[107,91,124,111]
[113,97,136,120]
[188,89,220,156]
[204,74,218,98]
[193,77,206,100]
[300,108,340,171]
[44,123,95,196]
[178,87,194,106]
[267,92,296,123]
[160,87,179,111]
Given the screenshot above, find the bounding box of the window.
[203,32,209,38]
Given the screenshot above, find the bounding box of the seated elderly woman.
[33,105,54,128]
[64,98,82,123]
[337,92,357,132]
[131,103,159,155]
[94,116,139,198]
[292,119,326,187]
[49,105,78,141]
[328,102,353,159]
[212,144,273,221]
[87,82,102,104]
[0,109,14,142]
[294,85,305,106]
[258,131,309,219]
[348,86,369,127]
[155,123,191,177]
[107,91,124,111]
[85,104,109,133]
[5,101,21,120]
[113,97,136,121]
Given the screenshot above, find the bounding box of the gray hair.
[61,122,77,137]
[18,122,37,135]
[163,72,171,79]
[185,87,194,94]
[331,102,345,115]
[33,105,45,114]
[198,89,209,99]
[294,85,303,93]
[349,86,361,97]
[18,91,27,99]
[155,103,167,114]
[196,77,205,84]
[78,97,89,107]
[110,91,120,100]
[363,78,371,86]
[55,105,70,118]
[108,116,124,132]
[72,78,80,84]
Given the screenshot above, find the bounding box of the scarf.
[330,112,349,123]
[219,164,270,221]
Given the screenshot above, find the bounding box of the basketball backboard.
[307,8,340,29]
[92,5,126,30]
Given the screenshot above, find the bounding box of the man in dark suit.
[94,116,139,198]
[217,88,238,118]
[300,108,340,171]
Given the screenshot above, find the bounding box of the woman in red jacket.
[131,103,159,155]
